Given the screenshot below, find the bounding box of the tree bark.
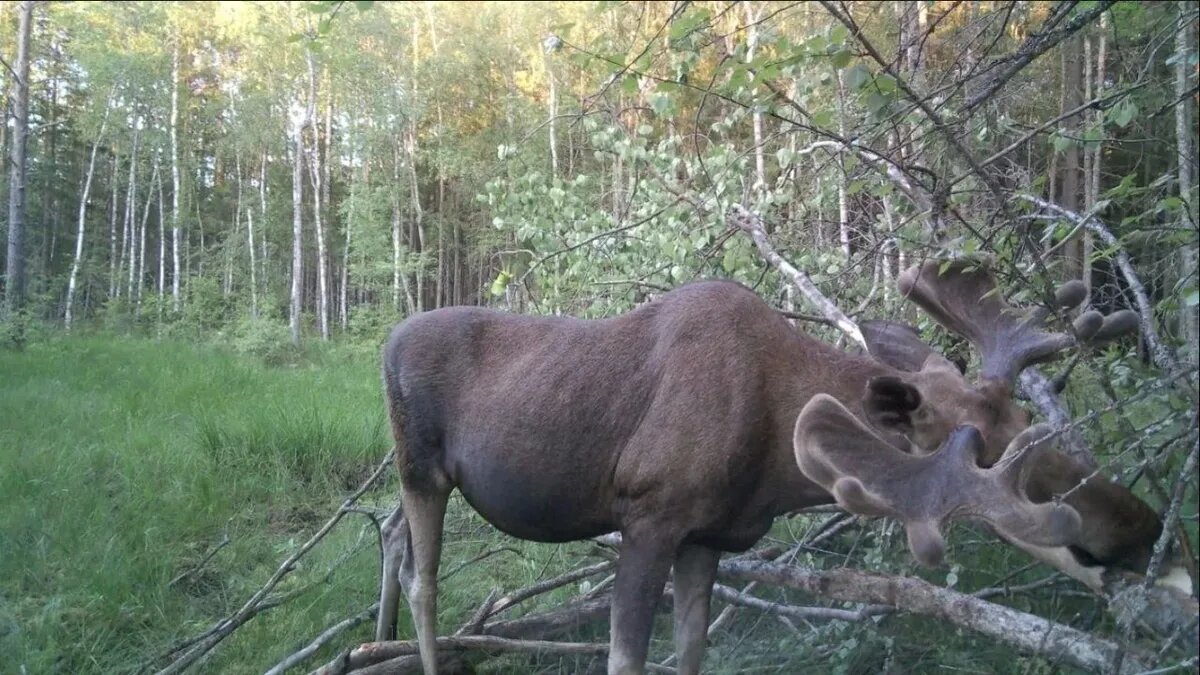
[290,115,305,345]
[170,40,183,312]
[122,124,141,300]
[4,0,33,321]
[1176,2,1199,364]
[1058,33,1085,280]
[305,50,329,339]
[65,98,113,329]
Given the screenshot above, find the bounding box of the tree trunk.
[1176,1,1199,364]
[4,0,33,321]
[158,154,166,302]
[170,40,183,312]
[108,151,120,301]
[135,161,159,311]
[744,3,765,192]
[122,124,141,301]
[306,50,329,339]
[835,69,851,258]
[290,117,305,345]
[65,99,113,329]
[1058,34,1085,280]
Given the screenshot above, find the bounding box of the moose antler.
[793,394,1082,567]
[897,260,1138,384]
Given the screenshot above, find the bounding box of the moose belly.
[450,450,615,543]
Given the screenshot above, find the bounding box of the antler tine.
[898,260,1138,385]
[793,395,1081,568]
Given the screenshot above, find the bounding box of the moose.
[374,258,1192,675]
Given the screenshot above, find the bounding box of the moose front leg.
[375,505,410,642]
[608,531,678,675]
[671,544,720,675]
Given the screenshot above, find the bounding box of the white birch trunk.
[305,51,329,339]
[122,124,141,300]
[65,98,113,329]
[290,119,305,345]
[170,41,183,312]
[1176,2,1199,363]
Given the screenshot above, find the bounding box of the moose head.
[839,259,1187,592]
[860,259,1137,462]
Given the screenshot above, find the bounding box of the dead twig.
[168,521,231,589]
[265,603,380,675]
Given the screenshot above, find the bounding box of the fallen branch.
[483,560,614,620]
[729,204,868,351]
[168,524,231,589]
[711,582,891,622]
[153,448,396,675]
[719,559,1151,673]
[266,604,379,675]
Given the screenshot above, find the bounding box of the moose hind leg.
[671,544,720,675]
[608,531,678,675]
[401,486,449,675]
[375,506,410,641]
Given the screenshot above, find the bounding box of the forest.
[0,1,1197,673]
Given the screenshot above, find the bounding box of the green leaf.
[874,73,898,94]
[811,109,835,128]
[843,63,870,90]
[830,49,852,69]
[829,24,850,44]
[865,91,889,116]
[621,74,639,95]
[1184,287,1200,307]
[669,7,712,41]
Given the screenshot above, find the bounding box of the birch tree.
[4,0,34,322]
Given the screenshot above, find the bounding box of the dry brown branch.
[719,558,1151,673]
[152,448,396,675]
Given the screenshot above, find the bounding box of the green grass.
[0,334,1145,674]
[0,334,391,674]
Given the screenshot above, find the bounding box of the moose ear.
[863,375,922,435]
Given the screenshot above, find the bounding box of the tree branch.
[729,204,868,351]
[719,559,1151,673]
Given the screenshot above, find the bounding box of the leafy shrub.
[231,316,300,366]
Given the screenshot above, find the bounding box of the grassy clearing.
[0,334,1118,674]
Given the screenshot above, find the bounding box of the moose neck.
[759,327,902,518]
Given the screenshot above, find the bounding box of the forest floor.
[0,335,1102,674]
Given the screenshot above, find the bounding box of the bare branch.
[964,1,1120,110]
[1016,195,1192,386]
[265,604,379,675]
[719,559,1151,673]
[729,204,868,351]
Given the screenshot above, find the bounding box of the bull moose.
[374,258,1191,675]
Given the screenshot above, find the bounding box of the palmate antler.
[793,395,1082,567]
[897,260,1139,385]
